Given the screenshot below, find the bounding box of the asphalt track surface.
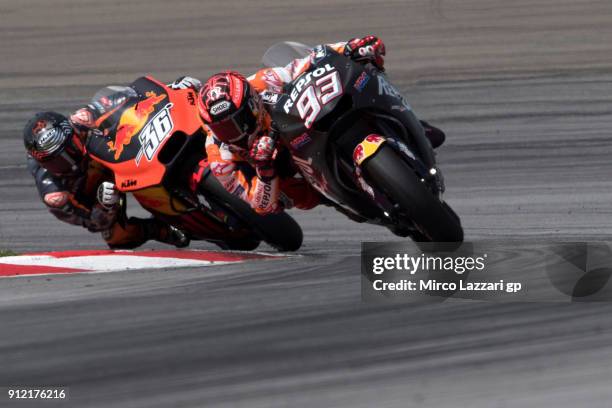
[1,1,612,407]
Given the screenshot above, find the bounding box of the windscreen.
[90,86,138,116]
[261,41,312,68]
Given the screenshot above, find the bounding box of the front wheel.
[362,145,463,243]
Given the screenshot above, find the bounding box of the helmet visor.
[39,142,84,176]
[208,101,259,144]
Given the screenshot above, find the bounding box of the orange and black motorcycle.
[85,76,303,251]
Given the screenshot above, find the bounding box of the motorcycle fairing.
[270,48,438,219]
[132,186,188,216]
[87,76,203,192]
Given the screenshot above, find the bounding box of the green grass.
[0,249,17,257]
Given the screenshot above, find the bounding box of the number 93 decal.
[284,64,343,129]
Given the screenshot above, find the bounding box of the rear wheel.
[362,145,463,242]
[246,211,303,252]
[199,171,303,252]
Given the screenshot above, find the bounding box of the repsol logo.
[260,183,272,208]
[284,63,335,113]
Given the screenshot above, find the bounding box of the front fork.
[352,134,445,199]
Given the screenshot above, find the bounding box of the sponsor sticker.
[353,71,370,92]
[377,76,412,111]
[210,100,231,116]
[261,90,280,105]
[290,133,312,149]
[310,45,327,63]
[121,179,137,189]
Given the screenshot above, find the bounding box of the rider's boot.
[141,220,190,248]
[157,225,190,248]
[104,218,189,249]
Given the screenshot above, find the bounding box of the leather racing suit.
[29,80,195,249]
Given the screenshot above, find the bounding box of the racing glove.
[169,76,203,91]
[344,35,386,71]
[249,135,278,182]
[97,182,120,209]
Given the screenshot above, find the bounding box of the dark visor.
[208,102,258,144]
[40,145,83,176]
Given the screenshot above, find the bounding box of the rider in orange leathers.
[198,36,445,214]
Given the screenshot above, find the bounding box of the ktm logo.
[107,91,167,160]
[121,179,137,188]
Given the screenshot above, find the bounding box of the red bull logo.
[353,134,386,166]
[107,91,167,160]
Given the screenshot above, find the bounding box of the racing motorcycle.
[262,42,463,242]
[85,76,303,251]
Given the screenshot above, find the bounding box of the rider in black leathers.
[23,77,201,248]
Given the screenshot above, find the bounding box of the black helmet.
[23,111,85,176]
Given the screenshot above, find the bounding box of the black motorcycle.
[263,43,463,242]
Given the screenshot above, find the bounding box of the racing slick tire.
[362,144,464,243]
[199,170,303,252]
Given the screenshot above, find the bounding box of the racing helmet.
[198,71,264,147]
[23,111,85,176]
